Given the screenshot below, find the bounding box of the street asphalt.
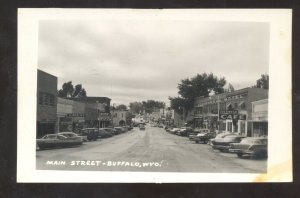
[36,124,267,173]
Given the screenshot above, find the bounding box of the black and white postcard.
[17,9,292,183]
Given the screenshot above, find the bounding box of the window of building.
[38,92,55,106]
[49,95,54,106]
[39,93,43,105]
[227,122,232,132]
[234,103,238,109]
[239,102,246,110]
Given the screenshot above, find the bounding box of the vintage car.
[103,128,117,136]
[192,132,216,144]
[212,134,246,152]
[114,127,124,134]
[78,128,98,141]
[229,137,268,158]
[139,124,146,130]
[98,128,113,138]
[169,128,180,134]
[36,134,83,150]
[58,132,87,142]
[208,132,237,146]
[188,128,210,141]
[176,127,193,136]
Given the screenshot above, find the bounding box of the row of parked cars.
[36,126,133,150]
[164,126,268,159]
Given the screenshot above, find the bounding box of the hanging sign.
[219,113,246,120]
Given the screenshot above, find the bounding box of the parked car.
[177,127,193,136]
[189,128,210,140]
[58,132,87,142]
[212,134,246,152]
[165,126,172,132]
[78,128,98,141]
[229,137,268,158]
[36,134,83,150]
[121,126,128,133]
[139,124,146,130]
[98,128,113,138]
[114,127,123,134]
[208,132,237,146]
[170,128,180,134]
[103,128,116,136]
[192,132,216,144]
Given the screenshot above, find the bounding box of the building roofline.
[38,69,57,79]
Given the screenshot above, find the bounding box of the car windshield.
[44,134,57,139]
[223,136,241,141]
[60,133,76,137]
[241,138,267,144]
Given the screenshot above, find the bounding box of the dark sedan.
[229,137,268,158]
[36,134,83,150]
[98,128,113,138]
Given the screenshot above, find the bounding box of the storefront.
[193,87,268,136]
[250,99,268,137]
[36,70,57,138]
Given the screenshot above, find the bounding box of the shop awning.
[226,103,232,108]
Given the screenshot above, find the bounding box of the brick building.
[193,87,268,136]
[36,70,57,138]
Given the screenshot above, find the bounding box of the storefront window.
[227,122,232,132]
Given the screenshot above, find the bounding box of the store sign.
[219,113,246,120]
[66,113,86,117]
[219,110,238,115]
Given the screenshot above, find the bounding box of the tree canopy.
[169,73,227,113]
[58,81,87,98]
[114,104,128,111]
[255,74,269,89]
[129,100,165,114]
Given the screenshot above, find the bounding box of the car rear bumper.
[229,149,254,155]
[212,145,230,150]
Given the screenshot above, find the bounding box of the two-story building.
[193,87,268,136]
[250,99,268,137]
[36,70,57,138]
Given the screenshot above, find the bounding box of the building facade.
[70,97,111,128]
[111,110,128,126]
[250,99,268,137]
[37,70,57,138]
[193,87,268,136]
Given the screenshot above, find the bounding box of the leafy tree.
[115,104,128,111]
[129,100,165,114]
[169,73,227,113]
[224,83,235,93]
[129,102,143,114]
[255,74,269,89]
[58,81,87,98]
[142,100,165,113]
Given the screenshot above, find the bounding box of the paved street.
[36,124,267,173]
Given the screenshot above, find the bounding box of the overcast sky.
[38,20,269,106]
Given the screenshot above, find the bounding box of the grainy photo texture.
[18,9,292,182]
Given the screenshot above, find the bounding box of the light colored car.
[58,132,87,142]
[189,128,210,140]
[192,132,216,144]
[212,135,246,152]
[229,137,268,158]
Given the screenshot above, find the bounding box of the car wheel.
[219,149,224,152]
[195,141,199,144]
[237,153,243,158]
